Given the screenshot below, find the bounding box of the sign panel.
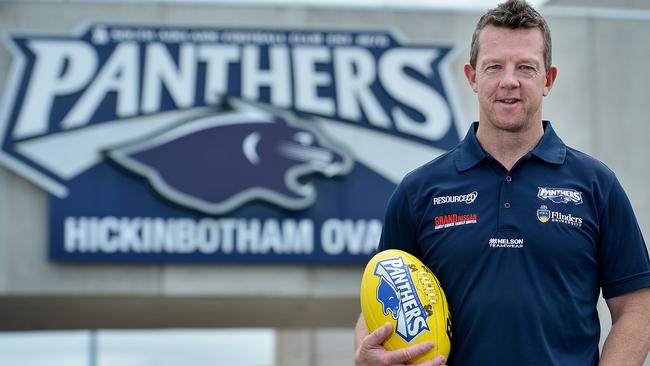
[0,24,462,262]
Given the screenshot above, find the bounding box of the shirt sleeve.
[598,177,650,299]
[377,181,420,256]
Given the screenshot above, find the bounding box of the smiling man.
[355,0,650,365]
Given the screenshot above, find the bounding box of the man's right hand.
[354,322,447,366]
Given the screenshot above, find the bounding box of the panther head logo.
[107,99,354,214]
[377,277,401,319]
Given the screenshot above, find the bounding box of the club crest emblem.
[537,205,550,223]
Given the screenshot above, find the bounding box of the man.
[355,0,650,365]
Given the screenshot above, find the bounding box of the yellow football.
[360,249,451,364]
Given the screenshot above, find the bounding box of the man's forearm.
[600,312,650,365]
[600,289,650,365]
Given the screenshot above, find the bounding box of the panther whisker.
[278,143,334,163]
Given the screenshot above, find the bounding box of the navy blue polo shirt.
[378,121,650,365]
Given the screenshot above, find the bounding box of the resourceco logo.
[0,24,463,262]
[433,191,478,205]
[374,257,430,342]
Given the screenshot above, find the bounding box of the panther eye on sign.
[0,24,462,262]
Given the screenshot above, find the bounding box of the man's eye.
[520,65,535,72]
[486,64,501,71]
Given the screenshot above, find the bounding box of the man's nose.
[499,67,519,89]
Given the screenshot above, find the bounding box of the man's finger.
[363,322,393,347]
[385,341,435,364]
[411,354,446,366]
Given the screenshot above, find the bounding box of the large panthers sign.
[0,24,463,262]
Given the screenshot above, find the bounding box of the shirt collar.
[454,120,567,172]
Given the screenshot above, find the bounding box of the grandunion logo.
[434,213,477,230]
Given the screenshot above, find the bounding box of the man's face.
[464,25,557,133]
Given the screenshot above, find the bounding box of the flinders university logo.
[0,24,463,262]
[374,257,429,342]
[537,205,551,223]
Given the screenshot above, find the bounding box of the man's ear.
[543,65,558,96]
[464,63,478,93]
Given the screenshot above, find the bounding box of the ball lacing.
[419,271,437,304]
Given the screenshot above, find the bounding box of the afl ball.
[360,249,451,363]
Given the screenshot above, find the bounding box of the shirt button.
[504,202,511,209]
[505,176,512,182]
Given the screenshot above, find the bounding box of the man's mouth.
[498,98,520,105]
